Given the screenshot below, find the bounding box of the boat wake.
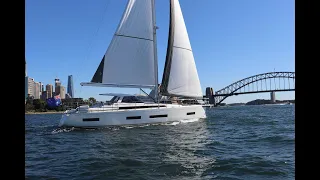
[163,118,200,126]
[180,118,199,123]
[164,121,180,126]
[51,127,75,134]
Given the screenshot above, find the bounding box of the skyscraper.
[25,58,27,77]
[25,77,35,99]
[34,81,40,99]
[25,59,28,99]
[55,78,61,95]
[39,82,43,92]
[67,75,74,98]
[46,84,53,98]
[55,78,61,87]
[25,76,28,99]
[56,86,66,99]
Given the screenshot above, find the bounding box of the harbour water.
[25,105,294,179]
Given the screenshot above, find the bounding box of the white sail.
[160,0,202,98]
[81,0,156,89]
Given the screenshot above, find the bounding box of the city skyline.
[25,62,71,100]
[25,0,295,103]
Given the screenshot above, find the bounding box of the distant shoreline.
[25,111,65,115]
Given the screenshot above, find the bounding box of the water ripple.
[26,105,294,179]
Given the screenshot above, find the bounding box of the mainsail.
[81,0,156,89]
[160,0,202,98]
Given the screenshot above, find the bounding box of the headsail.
[160,0,202,98]
[81,0,156,89]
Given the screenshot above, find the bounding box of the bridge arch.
[213,72,295,106]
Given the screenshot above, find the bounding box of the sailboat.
[59,0,206,128]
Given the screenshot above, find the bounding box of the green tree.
[88,97,96,106]
[88,97,96,103]
[33,99,46,111]
[55,105,66,111]
[83,99,89,105]
[25,104,34,112]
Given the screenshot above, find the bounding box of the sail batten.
[160,0,202,98]
[114,34,153,41]
[173,46,192,51]
[86,0,156,88]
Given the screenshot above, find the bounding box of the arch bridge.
[206,72,295,106]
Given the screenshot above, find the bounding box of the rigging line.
[82,0,111,72]
[140,88,156,103]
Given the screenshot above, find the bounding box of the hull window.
[83,118,99,121]
[187,112,195,115]
[126,116,141,120]
[119,105,166,110]
[150,114,168,118]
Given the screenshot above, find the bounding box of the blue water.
[25,105,294,180]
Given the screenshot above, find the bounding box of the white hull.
[59,104,206,128]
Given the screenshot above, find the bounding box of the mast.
[152,0,159,103]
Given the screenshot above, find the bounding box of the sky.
[25,0,295,103]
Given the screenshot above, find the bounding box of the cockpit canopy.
[109,96,144,104]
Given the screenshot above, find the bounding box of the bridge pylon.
[205,87,216,106]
